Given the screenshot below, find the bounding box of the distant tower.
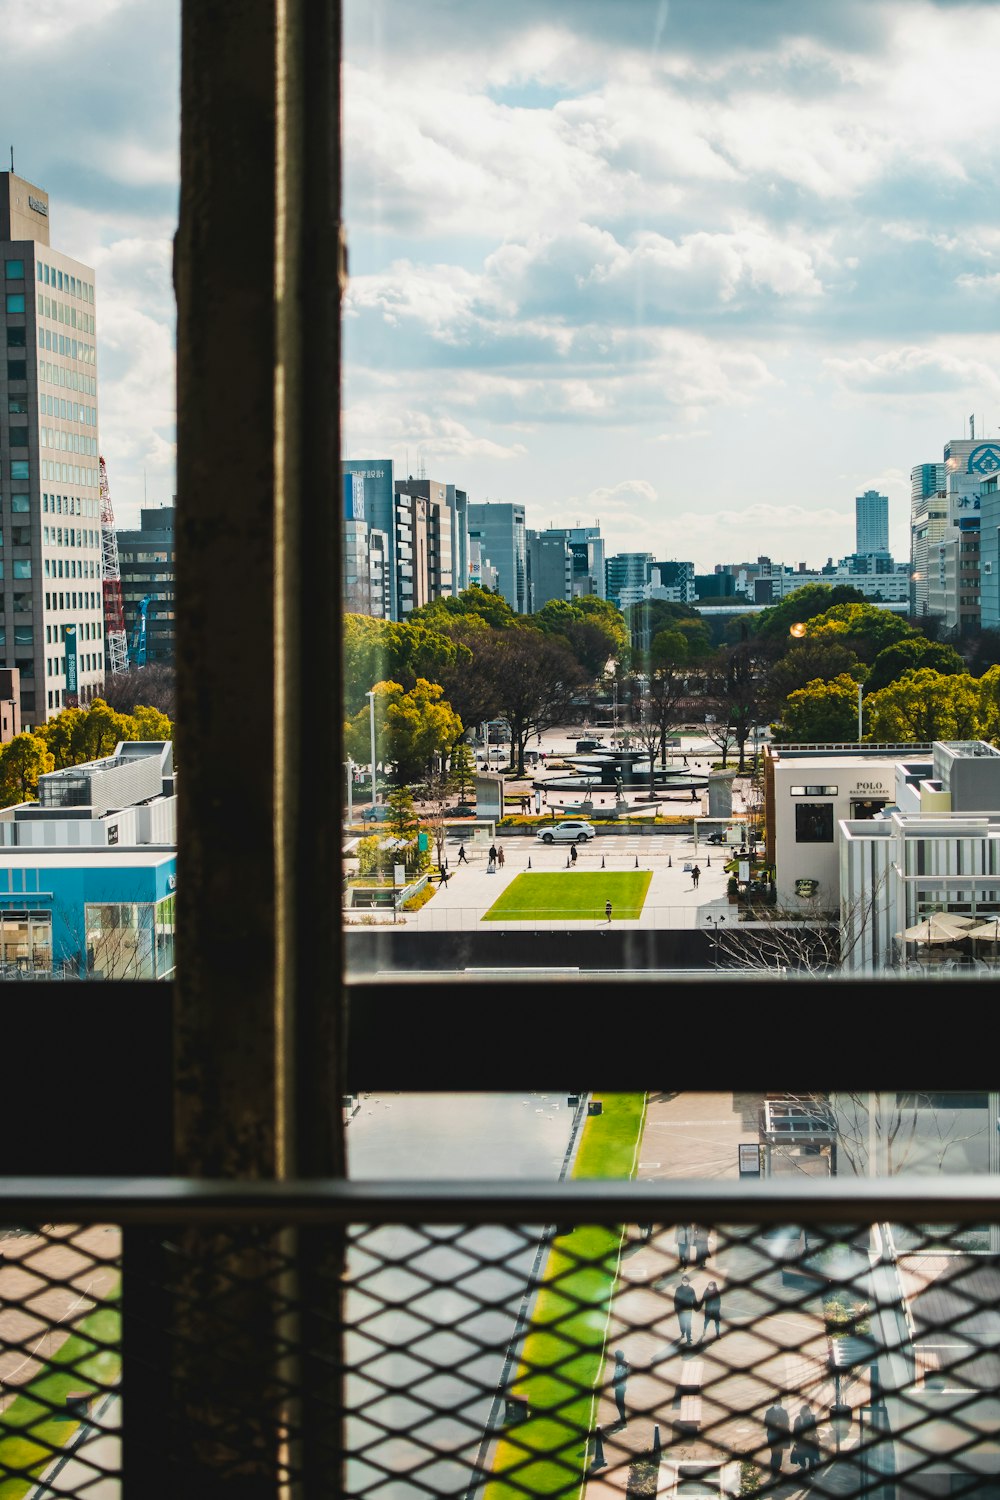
[100,457,129,675]
[855,490,889,555]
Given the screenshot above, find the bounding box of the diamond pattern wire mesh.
[0,1222,121,1498]
[344,1217,1000,1500]
[3,1210,1000,1497]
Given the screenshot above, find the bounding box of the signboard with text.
[62,624,78,698]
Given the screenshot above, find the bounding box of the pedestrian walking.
[611,1349,629,1426]
[764,1396,791,1475]
[457,843,468,865]
[673,1274,697,1345]
[793,1402,820,1473]
[675,1224,690,1266]
[488,843,498,873]
[700,1280,721,1340]
[496,844,505,868]
[692,1225,710,1266]
[690,786,698,802]
[605,899,613,923]
[570,844,578,865]
[691,864,701,889]
[439,868,451,886]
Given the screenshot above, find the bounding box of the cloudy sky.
[1,0,179,527]
[344,0,1000,571]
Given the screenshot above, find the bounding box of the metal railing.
[4,1178,1000,1495]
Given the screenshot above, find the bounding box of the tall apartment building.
[1,173,104,723]
[923,435,991,633]
[341,459,398,617]
[116,504,177,663]
[394,477,462,612]
[910,461,947,617]
[855,489,889,555]
[606,552,654,609]
[526,529,573,610]
[467,502,526,613]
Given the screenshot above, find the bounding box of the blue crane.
[130,595,152,667]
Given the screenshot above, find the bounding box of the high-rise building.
[1,173,104,722]
[341,459,398,616]
[467,502,526,613]
[117,504,177,664]
[526,529,573,610]
[910,461,948,618]
[606,552,654,609]
[394,477,462,610]
[855,489,889,555]
[923,436,992,633]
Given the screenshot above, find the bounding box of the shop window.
[795,803,834,843]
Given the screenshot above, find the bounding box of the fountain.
[535,744,709,818]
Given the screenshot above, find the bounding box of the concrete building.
[855,489,889,555]
[920,435,995,633]
[0,739,175,977]
[526,529,573,609]
[342,472,389,617]
[606,552,654,609]
[0,666,21,741]
[467,502,526,613]
[342,460,399,616]
[394,477,463,609]
[1,172,105,723]
[763,741,920,910]
[979,473,1000,630]
[910,461,948,617]
[117,504,176,663]
[839,741,1000,973]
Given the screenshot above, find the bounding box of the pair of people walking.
[676,1224,711,1267]
[673,1275,722,1344]
[765,1397,820,1476]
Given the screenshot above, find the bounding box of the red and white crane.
[99,455,130,676]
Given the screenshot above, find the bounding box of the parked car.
[705,831,727,845]
[536,819,597,844]
[447,804,476,817]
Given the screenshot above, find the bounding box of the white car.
[536,820,597,844]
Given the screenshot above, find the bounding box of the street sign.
[738,1144,762,1178]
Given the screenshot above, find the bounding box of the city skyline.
[6,0,1000,563]
[344,0,1000,570]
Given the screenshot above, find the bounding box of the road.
[344,1092,579,1497]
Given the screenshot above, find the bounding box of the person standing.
[673,1274,697,1346]
[691,864,701,889]
[764,1396,791,1475]
[497,844,505,868]
[611,1349,629,1426]
[692,1225,710,1267]
[605,899,613,923]
[488,843,498,872]
[570,844,578,865]
[675,1224,690,1267]
[793,1402,820,1473]
[700,1281,721,1341]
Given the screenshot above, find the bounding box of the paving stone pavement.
[582,1094,865,1497]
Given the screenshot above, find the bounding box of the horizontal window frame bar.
[3,1175,1000,1225]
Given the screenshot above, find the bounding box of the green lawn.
[481,870,651,922]
[487,1094,647,1499]
[0,1289,120,1499]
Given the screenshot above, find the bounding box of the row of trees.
[0,698,174,807]
[343,581,1000,787]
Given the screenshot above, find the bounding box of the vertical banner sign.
[63,624,78,695]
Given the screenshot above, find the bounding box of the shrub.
[739,1457,763,1495]
[403,883,435,912]
[824,1295,871,1337]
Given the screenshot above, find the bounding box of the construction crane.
[99,456,130,676]
[130,595,152,668]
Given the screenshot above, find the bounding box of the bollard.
[567,855,571,868]
[706,854,711,867]
[668,855,672,868]
[601,855,605,869]
[635,856,639,869]
[528,856,531,869]
[653,1423,662,1457]
[590,1426,607,1472]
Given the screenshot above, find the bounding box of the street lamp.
[366,690,377,811]
[857,682,863,744]
[704,913,726,965]
[346,756,355,826]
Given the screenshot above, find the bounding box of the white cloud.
[824,345,1000,398]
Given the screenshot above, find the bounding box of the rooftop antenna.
[9,147,13,172]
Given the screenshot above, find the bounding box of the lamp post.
[857,682,863,744]
[346,756,355,826]
[366,690,377,811]
[704,913,726,965]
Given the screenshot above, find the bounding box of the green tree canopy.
[771,674,862,744]
[0,733,54,806]
[343,615,468,715]
[864,670,995,743]
[766,637,864,701]
[343,678,463,785]
[410,585,517,631]
[805,602,913,663]
[865,637,966,694]
[34,699,152,769]
[753,584,866,643]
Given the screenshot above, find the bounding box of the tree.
[863,669,993,742]
[448,743,476,801]
[342,615,467,715]
[865,637,965,694]
[704,635,770,771]
[0,733,54,806]
[491,630,587,774]
[753,584,865,646]
[410,585,517,631]
[35,700,138,769]
[101,662,176,717]
[805,602,913,663]
[629,627,707,786]
[766,638,863,701]
[771,675,862,744]
[132,704,175,742]
[386,786,418,842]
[343,678,463,786]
